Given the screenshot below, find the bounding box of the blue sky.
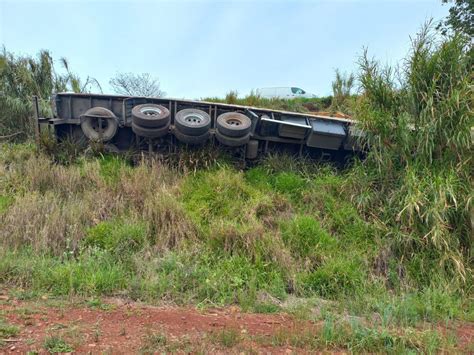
[0,0,448,99]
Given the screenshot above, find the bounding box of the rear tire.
[174,108,211,136]
[173,128,210,145]
[216,112,251,137]
[132,122,170,138]
[132,104,170,128]
[215,130,250,147]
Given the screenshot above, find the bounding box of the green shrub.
[210,328,241,348]
[390,287,463,325]
[253,302,281,314]
[43,336,74,353]
[0,319,19,338]
[301,257,365,298]
[129,250,286,305]
[182,168,255,224]
[42,249,128,295]
[272,172,306,196]
[84,220,147,255]
[98,155,131,185]
[280,215,335,258]
[0,195,13,214]
[181,167,278,232]
[319,195,375,245]
[0,249,128,296]
[244,167,272,190]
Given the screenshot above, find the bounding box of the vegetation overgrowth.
[0,48,101,138]
[0,16,472,353]
[202,90,334,114]
[352,24,472,286]
[0,143,471,351]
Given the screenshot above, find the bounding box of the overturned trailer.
[35,93,362,160]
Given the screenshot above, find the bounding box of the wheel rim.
[226,119,241,126]
[183,113,204,126]
[140,107,162,116]
[90,118,110,133]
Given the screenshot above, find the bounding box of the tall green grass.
[348,24,472,287]
[0,143,471,325]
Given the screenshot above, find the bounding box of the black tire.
[80,107,118,141]
[215,130,250,147]
[132,122,170,138]
[216,112,251,137]
[132,104,170,128]
[173,128,210,145]
[174,108,211,136]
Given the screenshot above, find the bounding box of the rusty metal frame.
[45,92,359,156]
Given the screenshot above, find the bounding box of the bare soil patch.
[1,298,314,354]
[1,298,472,354]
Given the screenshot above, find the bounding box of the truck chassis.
[36,93,361,161]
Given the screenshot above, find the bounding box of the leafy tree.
[109,72,165,97]
[438,0,473,36]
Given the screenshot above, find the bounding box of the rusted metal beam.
[32,96,41,145]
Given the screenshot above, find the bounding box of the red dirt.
[1,298,316,354]
[444,321,474,351]
[1,298,472,354]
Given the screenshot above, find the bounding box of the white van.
[255,87,316,99]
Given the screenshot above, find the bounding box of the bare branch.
[109,72,165,97]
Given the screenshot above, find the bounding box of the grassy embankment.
[0,144,471,353]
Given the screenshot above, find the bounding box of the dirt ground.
[1,298,315,354]
[1,297,473,354]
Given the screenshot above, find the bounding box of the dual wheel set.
[131,104,252,146]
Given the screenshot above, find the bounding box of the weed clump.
[84,220,147,255]
[300,257,366,298]
[43,336,73,353]
[210,328,241,348]
[281,215,335,258]
[0,318,19,340]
